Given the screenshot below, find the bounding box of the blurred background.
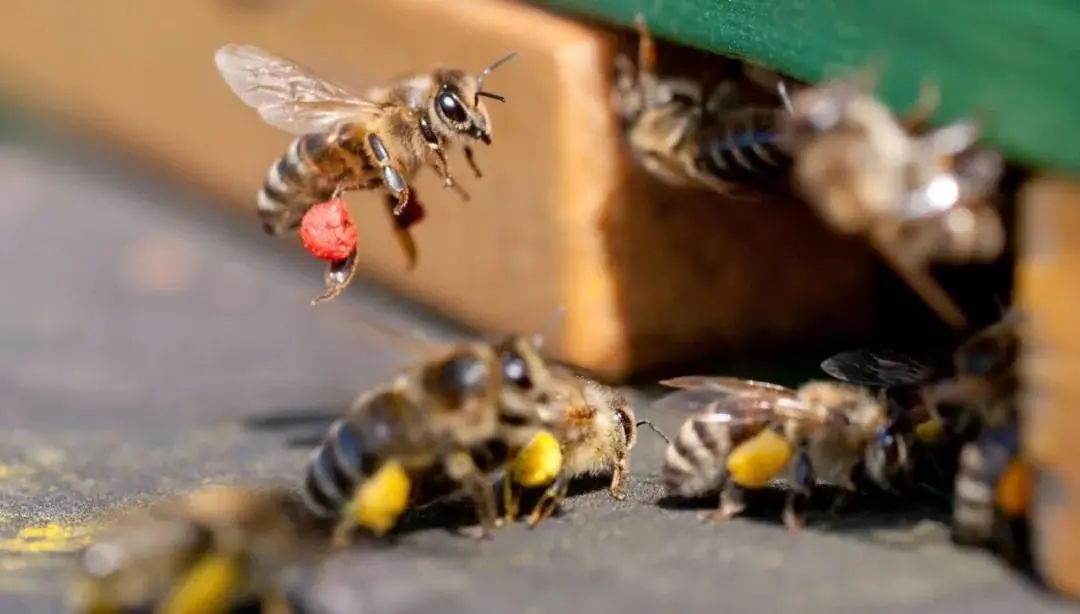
[1,1,1077,612]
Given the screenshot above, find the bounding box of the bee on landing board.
[214,45,515,303]
[299,335,564,541]
[821,314,1030,561]
[613,17,792,196]
[777,74,1005,327]
[656,376,913,531]
[504,375,650,526]
[73,487,322,614]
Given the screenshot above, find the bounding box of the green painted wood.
[541,0,1080,175]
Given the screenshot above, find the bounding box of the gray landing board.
[0,140,1074,613]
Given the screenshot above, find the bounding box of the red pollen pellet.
[300,198,357,262]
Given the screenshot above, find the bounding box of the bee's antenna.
[635,420,670,445]
[475,51,517,106]
[531,305,566,351]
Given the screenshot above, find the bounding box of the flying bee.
[778,74,1005,327]
[502,375,650,526]
[613,17,791,195]
[657,376,912,531]
[73,486,322,614]
[215,45,515,303]
[300,335,562,540]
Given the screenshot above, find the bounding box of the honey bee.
[73,486,322,614]
[503,375,645,526]
[822,315,1029,556]
[613,17,791,195]
[657,376,912,531]
[299,335,562,540]
[924,315,1027,551]
[778,74,1005,327]
[215,45,515,302]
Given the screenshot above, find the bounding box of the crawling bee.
[778,74,1005,327]
[73,487,321,613]
[823,315,1029,557]
[613,17,791,195]
[658,376,911,530]
[504,376,643,526]
[300,335,562,540]
[926,315,1028,553]
[215,45,515,302]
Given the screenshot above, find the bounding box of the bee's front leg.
[782,451,815,532]
[608,453,628,501]
[463,145,482,179]
[365,134,412,215]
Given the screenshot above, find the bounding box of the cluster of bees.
[70,16,1028,614]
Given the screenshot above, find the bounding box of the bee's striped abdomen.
[953,427,1019,544]
[301,418,374,518]
[663,417,746,498]
[257,130,376,236]
[695,108,791,186]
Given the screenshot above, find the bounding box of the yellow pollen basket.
[512,431,563,488]
[995,458,1032,518]
[915,418,944,443]
[726,429,793,488]
[160,553,240,614]
[353,460,411,536]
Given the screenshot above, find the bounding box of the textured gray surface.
[0,139,1074,613]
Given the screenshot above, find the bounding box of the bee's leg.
[828,488,854,517]
[313,249,360,305]
[365,134,412,216]
[160,554,242,613]
[608,453,628,501]
[527,471,570,528]
[501,475,520,522]
[420,120,471,200]
[463,145,482,179]
[382,193,426,270]
[634,14,657,79]
[446,452,502,539]
[698,478,747,523]
[260,589,296,614]
[903,79,940,132]
[782,451,814,533]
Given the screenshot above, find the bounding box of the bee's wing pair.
[215,44,386,135]
[820,349,933,388]
[653,376,831,427]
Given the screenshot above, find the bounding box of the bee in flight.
[778,73,1005,327]
[504,376,650,526]
[214,45,515,303]
[657,376,912,531]
[73,486,323,614]
[300,335,564,541]
[613,16,792,196]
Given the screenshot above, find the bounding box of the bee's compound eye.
[438,91,468,124]
[437,355,489,400]
[500,351,532,390]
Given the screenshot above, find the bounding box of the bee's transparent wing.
[820,349,933,387]
[659,376,795,396]
[215,44,384,134]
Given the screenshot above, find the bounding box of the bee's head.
[496,335,552,396]
[778,75,877,151]
[432,52,516,145]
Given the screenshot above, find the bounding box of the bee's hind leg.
[698,478,746,523]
